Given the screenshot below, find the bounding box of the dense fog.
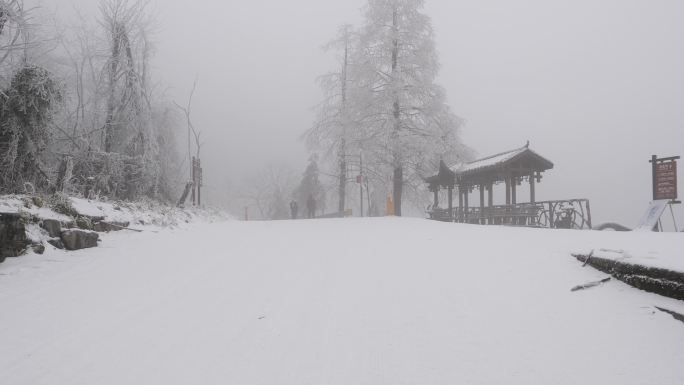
[19,0,684,226]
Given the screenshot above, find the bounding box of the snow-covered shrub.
[0,65,61,194]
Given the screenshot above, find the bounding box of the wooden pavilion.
[425,143,592,229]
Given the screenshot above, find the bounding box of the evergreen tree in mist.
[296,155,326,215]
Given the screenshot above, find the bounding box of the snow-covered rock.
[41,219,63,238]
[0,212,28,260]
[60,230,99,251]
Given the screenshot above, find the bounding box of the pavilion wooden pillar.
[433,188,439,207]
[511,178,518,225]
[505,178,511,205]
[479,184,485,225]
[504,177,512,224]
[487,183,494,225]
[529,172,536,203]
[463,187,470,223]
[458,188,464,222]
[447,186,453,221]
[511,178,517,205]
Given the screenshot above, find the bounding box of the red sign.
[654,161,677,200]
[356,175,364,184]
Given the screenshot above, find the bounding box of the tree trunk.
[393,166,403,216]
[390,8,402,217]
[338,159,346,213]
[104,27,120,153]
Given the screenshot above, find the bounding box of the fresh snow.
[0,196,71,222]
[1,218,683,385]
[0,195,228,232]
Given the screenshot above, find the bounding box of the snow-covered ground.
[1,218,683,385]
[0,195,227,230]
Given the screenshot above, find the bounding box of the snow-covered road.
[1,218,683,384]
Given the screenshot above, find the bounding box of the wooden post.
[505,177,511,205]
[479,184,485,224]
[529,172,536,203]
[511,178,517,205]
[652,155,658,201]
[458,188,464,222]
[191,157,196,206]
[447,186,453,221]
[488,183,494,225]
[433,188,439,207]
[464,187,470,223]
[504,177,512,224]
[197,163,202,207]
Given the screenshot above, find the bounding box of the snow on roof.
[452,142,553,176]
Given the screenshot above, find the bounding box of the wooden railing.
[427,199,592,230]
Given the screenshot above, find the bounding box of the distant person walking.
[290,200,299,219]
[307,195,316,219]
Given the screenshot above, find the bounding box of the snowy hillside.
[1,218,683,385]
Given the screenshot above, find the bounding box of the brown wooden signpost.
[650,155,680,202]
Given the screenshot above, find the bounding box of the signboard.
[654,161,677,200]
[650,155,679,201]
[635,200,669,231]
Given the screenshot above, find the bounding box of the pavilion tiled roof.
[452,142,554,177]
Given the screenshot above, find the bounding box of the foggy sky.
[39,0,684,227]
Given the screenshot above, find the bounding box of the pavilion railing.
[427,199,592,230]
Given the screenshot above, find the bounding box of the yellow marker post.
[386,196,395,216]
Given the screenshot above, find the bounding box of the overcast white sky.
[38,0,684,226]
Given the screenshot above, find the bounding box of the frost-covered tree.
[241,164,297,221]
[0,0,31,74]
[47,0,183,201]
[0,0,185,200]
[0,65,61,193]
[306,24,356,214]
[100,0,150,155]
[351,0,468,216]
[295,155,326,215]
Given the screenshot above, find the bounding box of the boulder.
[41,219,63,238]
[48,238,65,250]
[75,216,94,230]
[32,244,46,255]
[60,230,99,251]
[1,212,29,260]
